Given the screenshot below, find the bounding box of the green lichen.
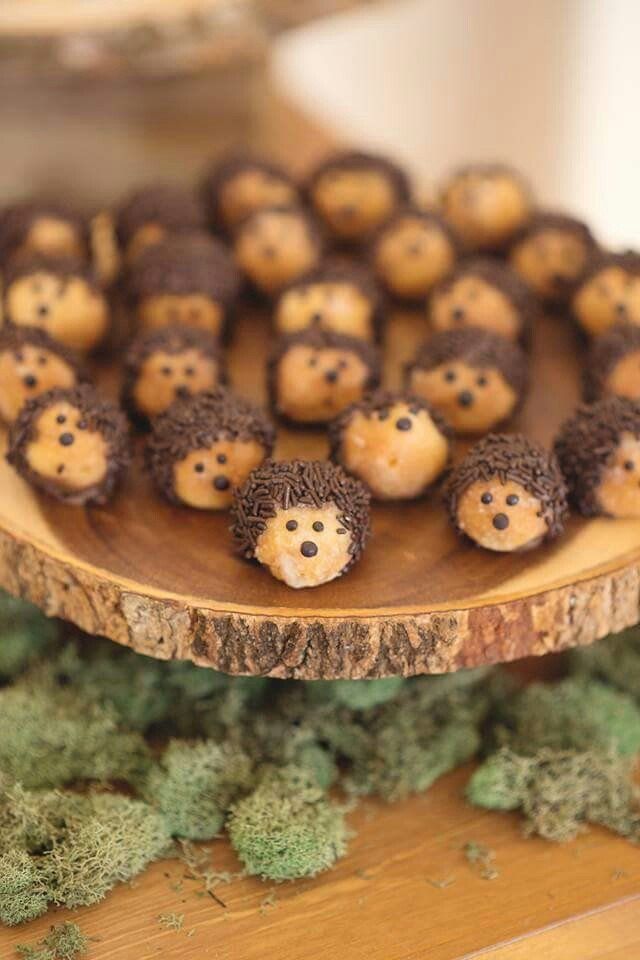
[569,626,640,700]
[0,594,58,680]
[15,921,90,959]
[305,677,405,709]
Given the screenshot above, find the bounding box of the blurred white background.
[275,0,640,247]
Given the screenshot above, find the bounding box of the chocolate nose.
[310,312,323,325]
[493,513,509,530]
[300,540,318,558]
[616,302,628,317]
[551,272,567,287]
[458,390,474,408]
[451,307,465,322]
[59,432,74,446]
[175,385,190,399]
[38,304,49,317]
[262,245,277,260]
[325,369,339,384]
[23,374,37,388]
[213,475,230,491]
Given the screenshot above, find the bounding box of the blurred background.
[0,0,638,245]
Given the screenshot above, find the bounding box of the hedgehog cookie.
[233,206,323,297]
[231,459,371,588]
[445,433,567,552]
[0,202,89,266]
[429,258,534,346]
[269,328,380,425]
[555,397,640,518]
[115,183,205,262]
[202,154,299,234]
[0,326,84,424]
[370,209,457,301]
[126,234,239,339]
[306,151,410,244]
[274,264,381,342]
[440,164,532,253]
[122,326,225,424]
[406,327,527,434]
[583,323,640,402]
[145,389,275,510]
[329,391,452,501]
[2,254,109,354]
[509,213,597,303]
[6,384,130,505]
[571,251,640,337]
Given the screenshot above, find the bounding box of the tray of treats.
[0,151,639,679]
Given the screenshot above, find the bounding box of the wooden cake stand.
[0,306,639,678]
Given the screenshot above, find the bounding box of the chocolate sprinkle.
[230,459,371,572]
[0,325,86,384]
[114,183,204,249]
[200,153,299,233]
[145,388,276,505]
[0,201,90,266]
[6,384,131,505]
[583,322,640,401]
[554,396,640,516]
[3,252,102,303]
[444,433,567,540]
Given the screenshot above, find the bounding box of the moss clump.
[0,849,49,926]
[0,594,58,680]
[569,626,640,700]
[16,921,90,959]
[227,766,347,880]
[140,740,253,840]
[305,677,405,709]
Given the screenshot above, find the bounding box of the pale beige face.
[132,348,220,418]
[442,172,530,250]
[17,217,84,260]
[604,350,640,400]
[339,402,449,500]
[24,400,108,492]
[137,294,224,337]
[6,271,109,353]
[275,282,375,341]
[234,210,319,295]
[172,439,266,510]
[457,477,547,551]
[276,344,370,423]
[510,228,590,300]
[596,432,640,518]
[374,217,456,299]
[125,222,167,262]
[219,169,297,229]
[0,344,77,423]
[429,276,521,342]
[311,168,397,240]
[409,360,517,433]
[573,267,640,337]
[255,503,352,588]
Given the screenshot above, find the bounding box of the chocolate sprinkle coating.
[121,325,227,426]
[6,384,131,505]
[554,397,640,516]
[445,433,567,540]
[145,388,276,505]
[406,327,528,403]
[429,256,537,347]
[3,251,101,299]
[583,322,640,401]
[510,211,598,302]
[0,201,90,266]
[231,458,371,572]
[267,327,381,423]
[200,153,299,233]
[114,183,205,249]
[0,324,87,382]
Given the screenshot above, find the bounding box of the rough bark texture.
[0,523,637,678]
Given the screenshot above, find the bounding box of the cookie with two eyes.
[571,250,640,338]
[444,433,567,552]
[369,207,458,302]
[508,212,597,304]
[405,327,528,434]
[231,458,371,588]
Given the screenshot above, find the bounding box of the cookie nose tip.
[310,311,323,325]
[325,369,338,384]
[23,374,37,388]
[458,390,474,408]
[616,302,628,316]
[300,540,318,558]
[493,512,509,530]
[59,432,74,446]
[452,307,465,322]
[175,385,190,399]
[38,304,49,317]
[213,475,230,491]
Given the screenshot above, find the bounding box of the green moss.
[0,849,49,926]
[569,627,640,700]
[0,593,58,680]
[227,766,347,880]
[15,921,90,959]
[305,677,405,709]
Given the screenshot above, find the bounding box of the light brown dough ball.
[255,504,353,588]
[172,439,267,510]
[441,165,532,252]
[509,213,596,302]
[0,327,82,423]
[455,477,548,552]
[233,207,322,297]
[371,210,457,300]
[274,266,380,342]
[572,253,640,337]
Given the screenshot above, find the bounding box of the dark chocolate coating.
[0,201,90,266]
[3,251,101,300]
[583,322,640,401]
[200,153,299,233]
[114,183,205,249]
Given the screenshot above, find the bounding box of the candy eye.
[396,417,412,431]
[77,420,87,430]
[194,463,205,473]
[56,414,66,424]
[444,369,456,382]
[161,366,172,376]
[477,375,488,387]
[38,355,47,366]
[184,366,195,377]
[14,351,24,363]
[312,521,324,532]
[338,359,348,369]
[217,453,227,464]
[506,494,519,506]
[624,460,635,471]
[308,356,318,368]
[286,519,298,531]
[481,492,493,504]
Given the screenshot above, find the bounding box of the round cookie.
[509,212,597,303]
[440,164,532,253]
[0,326,85,424]
[306,150,411,244]
[122,325,225,426]
[0,201,90,266]
[268,328,380,425]
[233,205,323,297]
[370,208,457,301]
[328,390,453,500]
[583,323,640,403]
[445,433,567,552]
[125,234,239,340]
[274,263,382,342]
[2,254,110,354]
[571,251,640,338]
[115,184,205,262]
[429,258,535,346]
[6,384,130,505]
[201,153,299,234]
[406,327,528,434]
[145,389,275,511]
[554,397,640,518]
[231,459,371,588]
